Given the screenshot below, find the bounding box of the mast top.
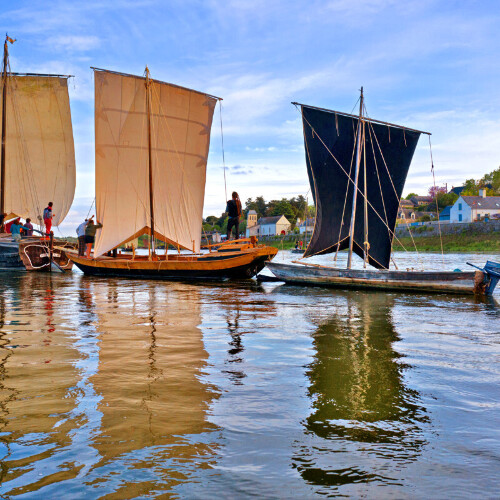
[5,34,16,46]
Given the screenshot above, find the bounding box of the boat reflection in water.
[0,275,83,493]
[0,275,220,497]
[85,279,221,496]
[290,290,429,494]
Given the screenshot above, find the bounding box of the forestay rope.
[429,135,445,265]
[219,101,228,203]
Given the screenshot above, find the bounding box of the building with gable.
[297,217,315,234]
[246,214,291,237]
[449,189,500,222]
[410,195,433,207]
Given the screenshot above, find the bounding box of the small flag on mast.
[6,36,16,44]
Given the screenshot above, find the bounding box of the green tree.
[245,196,267,218]
[435,191,458,208]
[269,198,296,222]
[481,166,500,194]
[205,215,218,227]
[462,178,479,196]
[405,192,418,200]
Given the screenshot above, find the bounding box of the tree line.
[203,195,315,233]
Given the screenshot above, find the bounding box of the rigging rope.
[219,101,228,203]
[334,115,357,263]
[365,117,423,269]
[366,116,421,269]
[86,197,95,219]
[298,110,412,257]
[429,135,445,265]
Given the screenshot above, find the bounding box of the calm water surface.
[0,252,499,498]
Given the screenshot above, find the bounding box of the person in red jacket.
[43,202,54,235]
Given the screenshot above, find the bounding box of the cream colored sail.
[0,75,76,225]
[93,69,218,257]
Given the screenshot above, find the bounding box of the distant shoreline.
[393,232,499,253]
[262,231,499,254]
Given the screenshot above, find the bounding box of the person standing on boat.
[226,191,242,240]
[43,202,54,235]
[85,218,103,259]
[76,218,89,256]
[23,218,33,237]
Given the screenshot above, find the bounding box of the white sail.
[1,75,76,225]
[93,69,218,257]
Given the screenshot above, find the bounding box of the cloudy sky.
[2,0,499,234]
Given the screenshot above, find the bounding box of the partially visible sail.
[93,69,218,257]
[302,105,421,269]
[0,75,76,225]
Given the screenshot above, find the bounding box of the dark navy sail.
[302,105,421,269]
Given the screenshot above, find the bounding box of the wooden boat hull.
[19,241,76,272]
[0,235,75,272]
[68,245,278,280]
[0,238,24,270]
[266,262,498,295]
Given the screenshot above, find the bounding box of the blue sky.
[2,0,499,235]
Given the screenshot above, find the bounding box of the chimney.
[479,188,486,198]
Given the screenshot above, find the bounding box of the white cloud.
[51,35,100,52]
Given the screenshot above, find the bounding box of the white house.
[449,189,500,222]
[297,217,315,234]
[246,215,291,236]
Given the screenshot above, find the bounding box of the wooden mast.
[362,121,368,268]
[347,87,364,269]
[0,35,10,231]
[145,66,156,259]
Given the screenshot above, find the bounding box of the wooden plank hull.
[19,241,76,272]
[266,262,493,295]
[0,235,75,272]
[68,245,278,280]
[0,238,24,270]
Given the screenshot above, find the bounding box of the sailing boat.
[0,35,76,271]
[68,67,277,279]
[266,89,499,295]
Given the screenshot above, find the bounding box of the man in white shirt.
[76,219,89,256]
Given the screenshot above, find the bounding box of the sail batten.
[302,105,421,269]
[93,69,217,257]
[0,75,76,225]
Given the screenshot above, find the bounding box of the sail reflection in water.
[293,291,429,492]
[85,279,221,495]
[0,275,220,497]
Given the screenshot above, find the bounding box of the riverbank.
[261,230,499,253]
[393,232,500,253]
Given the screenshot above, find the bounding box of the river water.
[0,252,499,498]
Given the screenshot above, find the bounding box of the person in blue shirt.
[10,219,41,241]
[10,219,27,241]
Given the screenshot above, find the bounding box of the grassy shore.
[262,231,499,253]
[393,232,500,253]
[263,238,307,250]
